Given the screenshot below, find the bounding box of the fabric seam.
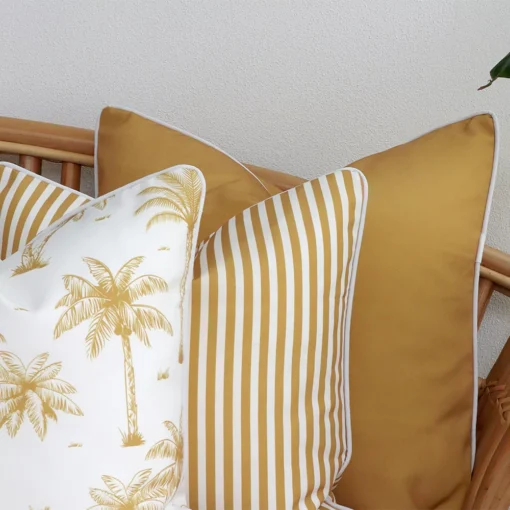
[93,105,271,197]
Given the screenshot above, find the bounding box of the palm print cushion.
[0,164,205,509]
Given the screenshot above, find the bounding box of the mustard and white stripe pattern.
[188,168,367,510]
[0,163,90,260]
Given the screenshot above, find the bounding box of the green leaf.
[479,51,510,90]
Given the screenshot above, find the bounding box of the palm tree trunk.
[178,227,194,364]
[121,333,139,441]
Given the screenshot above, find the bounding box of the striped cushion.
[188,168,367,509]
[0,163,90,260]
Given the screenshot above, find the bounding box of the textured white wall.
[2,0,510,376]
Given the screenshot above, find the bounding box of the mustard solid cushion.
[95,107,273,242]
[333,113,497,510]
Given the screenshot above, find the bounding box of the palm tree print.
[11,233,53,276]
[54,256,173,447]
[145,420,183,502]
[88,469,166,509]
[11,211,81,277]
[0,351,83,440]
[0,334,5,343]
[135,168,202,363]
[11,196,114,277]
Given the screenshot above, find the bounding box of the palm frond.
[0,364,21,384]
[5,409,23,437]
[167,462,183,501]
[138,466,173,500]
[0,334,6,343]
[118,303,150,347]
[132,305,173,336]
[182,168,203,221]
[35,388,83,416]
[138,185,188,210]
[126,469,152,498]
[136,501,166,510]
[0,396,22,423]
[25,353,50,379]
[83,258,116,293]
[136,197,187,218]
[89,487,124,506]
[43,402,58,422]
[146,212,186,230]
[145,438,177,460]
[0,351,26,378]
[101,475,127,499]
[114,256,145,292]
[163,420,182,445]
[0,383,19,401]
[138,185,174,196]
[56,275,105,307]
[54,293,73,309]
[0,364,11,380]
[85,306,118,359]
[37,377,78,394]
[30,361,62,384]
[158,171,187,190]
[140,465,176,500]
[54,296,107,339]
[138,185,181,198]
[25,390,47,440]
[124,275,168,302]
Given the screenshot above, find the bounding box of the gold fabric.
[188,169,367,509]
[96,107,272,242]
[333,114,496,509]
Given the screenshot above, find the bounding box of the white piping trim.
[0,161,91,199]
[471,111,499,469]
[335,167,368,477]
[93,105,271,198]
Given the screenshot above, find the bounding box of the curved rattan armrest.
[464,337,510,510]
[0,116,94,156]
